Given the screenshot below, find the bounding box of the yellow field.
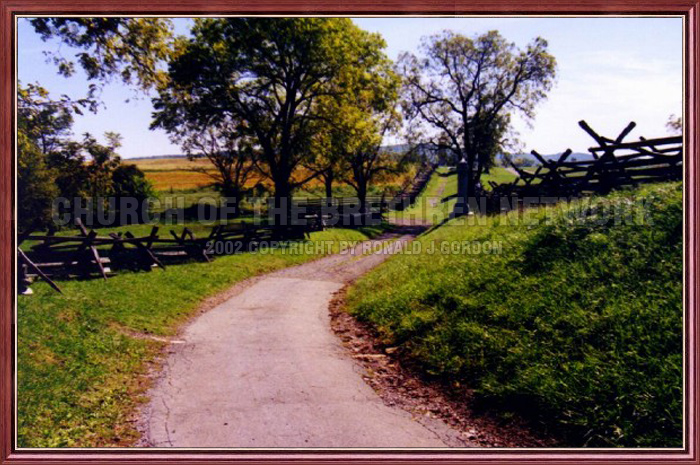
[130,157,221,191]
[128,156,414,193]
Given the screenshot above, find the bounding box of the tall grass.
[348,182,683,447]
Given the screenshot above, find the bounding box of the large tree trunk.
[466,152,477,198]
[272,178,292,224]
[356,182,368,214]
[271,173,306,238]
[220,183,240,219]
[324,171,334,199]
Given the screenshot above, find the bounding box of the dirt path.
[428,176,449,208]
[139,227,464,448]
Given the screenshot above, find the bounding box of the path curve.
[140,228,459,448]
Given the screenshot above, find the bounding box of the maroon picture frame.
[0,1,697,463]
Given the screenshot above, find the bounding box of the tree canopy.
[306,30,403,208]
[399,30,557,197]
[30,18,174,91]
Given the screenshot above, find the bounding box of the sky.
[17,16,683,158]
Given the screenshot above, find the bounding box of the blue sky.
[18,16,683,158]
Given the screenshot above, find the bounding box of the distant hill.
[126,154,201,161]
[499,151,593,166]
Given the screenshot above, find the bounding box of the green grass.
[151,188,222,211]
[482,167,518,188]
[347,182,683,447]
[17,227,382,448]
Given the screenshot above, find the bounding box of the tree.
[81,132,122,199]
[152,18,392,221]
[112,164,156,203]
[325,85,404,213]
[17,83,90,231]
[399,30,556,198]
[154,112,257,214]
[48,141,90,202]
[340,111,406,213]
[17,84,154,229]
[304,123,345,199]
[305,32,402,210]
[304,54,400,202]
[667,114,682,134]
[17,131,58,232]
[29,18,174,91]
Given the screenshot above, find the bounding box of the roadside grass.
[17,227,382,447]
[347,182,683,447]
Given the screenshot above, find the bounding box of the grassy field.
[17,226,385,447]
[347,182,683,447]
[130,157,218,191]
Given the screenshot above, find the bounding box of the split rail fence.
[489,120,682,204]
[389,163,438,210]
[18,219,315,295]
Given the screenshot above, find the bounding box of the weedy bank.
[347,182,683,447]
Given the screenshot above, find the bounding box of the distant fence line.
[390,163,438,210]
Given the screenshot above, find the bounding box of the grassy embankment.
[18,226,385,447]
[347,182,683,447]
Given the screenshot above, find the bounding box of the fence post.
[454,157,470,217]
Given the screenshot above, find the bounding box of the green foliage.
[311,34,403,209]
[17,83,155,230]
[17,83,86,231]
[81,132,122,199]
[348,183,682,447]
[30,18,174,90]
[18,227,380,447]
[17,131,58,231]
[112,164,156,202]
